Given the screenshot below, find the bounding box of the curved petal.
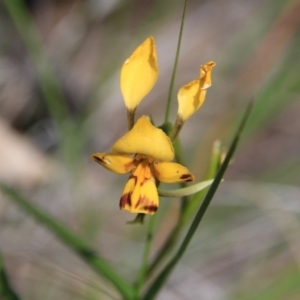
[92,153,135,174]
[153,161,195,183]
[120,36,159,110]
[177,79,204,121]
[177,61,215,121]
[111,116,174,162]
[120,161,159,214]
[199,61,216,89]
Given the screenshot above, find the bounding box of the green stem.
[145,140,221,277]
[169,116,184,142]
[180,140,222,225]
[146,218,182,278]
[134,214,157,298]
[143,100,254,300]
[164,0,188,123]
[0,184,134,299]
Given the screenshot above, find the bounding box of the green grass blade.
[0,253,21,300]
[164,0,188,123]
[142,100,254,300]
[146,140,221,277]
[133,215,157,298]
[181,140,222,225]
[0,185,134,299]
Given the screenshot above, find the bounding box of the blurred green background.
[0,0,300,299]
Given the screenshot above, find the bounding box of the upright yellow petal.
[92,153,135,174]
[120,160,159,214]
[152,161,194,183]
[120,36,159,110]
[177,61,215,121]
[111,116,174,162]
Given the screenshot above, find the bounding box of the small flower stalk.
[92,37,215,215]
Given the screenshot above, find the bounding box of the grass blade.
[142,100,254,300]
[146,140,221,277]
[0,185,133,299]
[164,0,188,123]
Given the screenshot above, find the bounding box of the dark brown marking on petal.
[93,156,104,163]
[135,196,157,214]
[135,197,141,209]
[120,173,138,209]
[140,177,151,186]
[180,174,193,182]
[120,193,132,208]
[143,205,158,213]
[130,174,138,184]
[135,195,147,208]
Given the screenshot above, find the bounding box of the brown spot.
[93,156,104,163]
[140,177,151,186]
[135,195,148,208]
[120,193,132,208]
[180,174,193,182]
[143,205,158,213]
[130,174,138,181]
[135,196,158,213]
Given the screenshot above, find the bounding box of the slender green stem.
[146,218,182,278]
[164,0,188,123]
[134,214,157,298]
[169,116,184,142]
[146,141,220,277]
[0,252,21,300]
[180,140,222,225]
[173,136,185,166]
[0,185,134,299]
[144,134,191,277]
[143,100,254,300]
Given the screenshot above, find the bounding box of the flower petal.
[153,161,195,183]
[120,160,159,214]
[111,116,174,162]
[199,61,215,89]
[120,36,159,110]
[177,61,215,121]
[92,153,135,174]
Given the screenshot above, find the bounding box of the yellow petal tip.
[120,37,159,110]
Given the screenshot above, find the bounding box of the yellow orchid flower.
[92,116,194,215]
[120,36,158,111]
[177,61,216,121]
